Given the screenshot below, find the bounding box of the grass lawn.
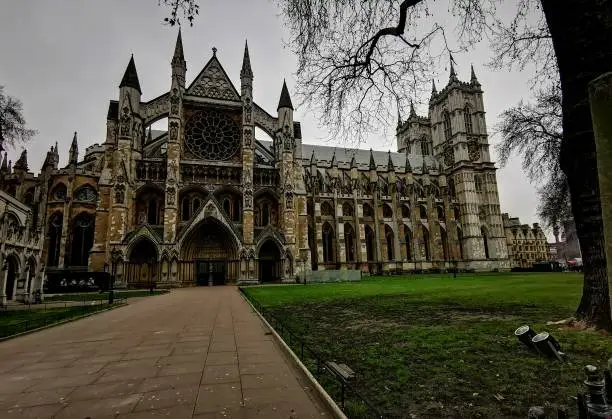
[0,303,122,338]
[242,272,610,418]
[44,289,168,302]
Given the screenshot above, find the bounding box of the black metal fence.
[0,297,127,339]
[241,289,387,418]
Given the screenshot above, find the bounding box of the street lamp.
[109,248,123,304]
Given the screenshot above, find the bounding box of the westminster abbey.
[0,31,510,292]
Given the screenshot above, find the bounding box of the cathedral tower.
[428,62,509,270]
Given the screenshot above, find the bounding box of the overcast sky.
[0,0,548,236]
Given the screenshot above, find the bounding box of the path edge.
[0,301,128,343]
[238,289,348,419]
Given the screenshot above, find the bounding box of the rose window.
[184,109,241,161]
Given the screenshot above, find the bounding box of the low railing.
[0,297,127,339]
[241,289,386,418]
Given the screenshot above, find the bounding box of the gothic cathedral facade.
[0,32,510,291]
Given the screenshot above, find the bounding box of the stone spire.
[387,151,395,172]
[172,28,184,65]
[147,127,152,143]
[13,149,28,171]
[119,55,142,94]
[330,150,337,168]
[69,131,78,165]
[240,40,253,79]
[470,64,480,86]
[277,80,294,110]
[369,148,377,171]
[405,151,412,173]
[449,54,458,83]
[431,79,437,95]
[409,100,417,118]
[310,149,316,168]
[350,153,357,169]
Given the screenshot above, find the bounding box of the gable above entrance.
[186,55,240,102]
[177,196,242,253]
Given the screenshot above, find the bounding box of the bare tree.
[158,0,199,26]
[160,0,612,330]
[495,83,570,230]
[0,86,37,152]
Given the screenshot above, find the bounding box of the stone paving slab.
[0,287,331,418]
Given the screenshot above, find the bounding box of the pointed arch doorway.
[258,240,281,283]
[180,217,239,285]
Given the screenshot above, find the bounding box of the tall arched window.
[321,201,334,217]
[47,212,63,267]
[422,226,431,261]
[342,202,354,217]
[322,222,335,263]
[233,199,241,222]
[148,200,158,225]
[421,139,430,156]
[464,106,473,134]
[365,225,375,261]
[404,225,412,260]
[181,197,190,221]
[437,206,445,221]
[344,223,356,262]
[402,205,411,219]
[262,203,270,226]
[382,203,393,218]
[193,198,201,216]
[363,203,374,218]
[385,225,395,261]
[223,199,231,216]
[419,205,428,219]
[443,111,452,140]
[482,226,490,259]
[69,213,95,267]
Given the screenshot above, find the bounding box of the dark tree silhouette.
[0,86,37,152]
[159,0,612,330]
[158,0,199,26]
[495,84,571,230]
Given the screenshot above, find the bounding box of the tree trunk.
[541,0,612,330]
[590,73,612,326]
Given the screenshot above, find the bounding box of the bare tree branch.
[0,86,37,151]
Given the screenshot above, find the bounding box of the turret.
[350,153,358,180]
[448,55,458,84]
[240,40,253,81]
[330,150,338,179]
[470,64,480,88]
[405,152,412,173]
[309,150,317,174]
[13,149,28,173]
[68,131,78,165]
[119,55,142,113]
[387,151,396,184]
[171,28,186,88]
[277,80,294,134]
[368,149,377,183]
[409,101,417,119]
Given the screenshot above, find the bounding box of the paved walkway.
[0,287,331,418]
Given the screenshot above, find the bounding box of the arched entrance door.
[127,239,159,288]
[5,256,18,301]
[181,218,238,285]
[258,240,281,283]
